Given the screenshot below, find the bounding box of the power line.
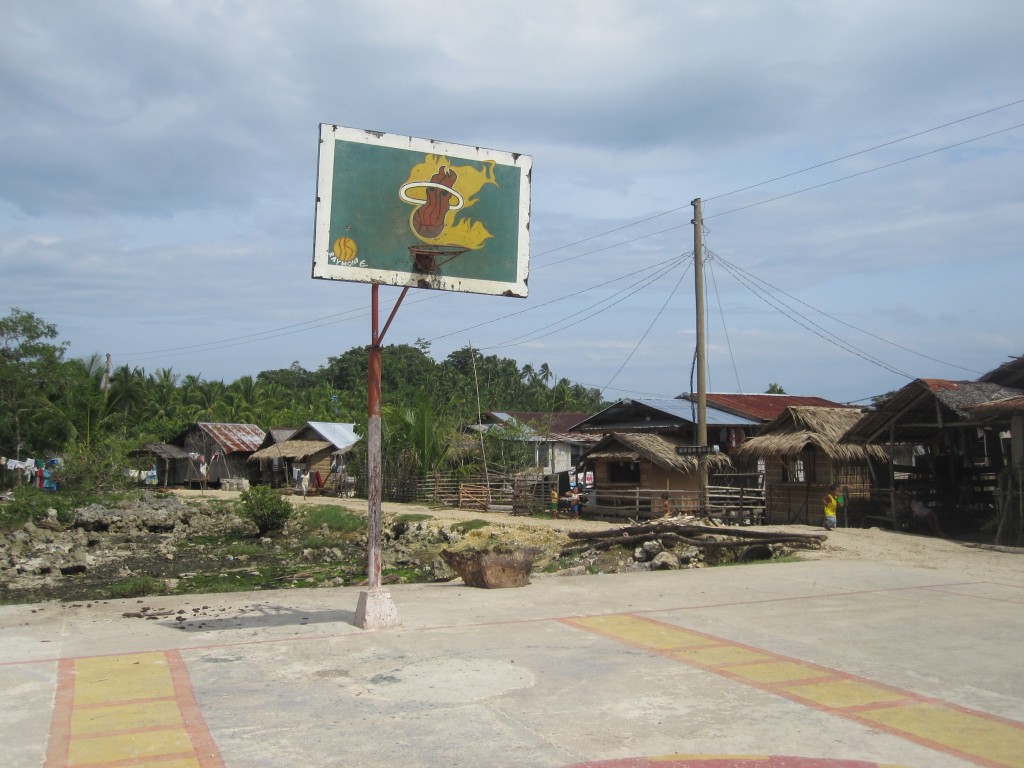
[714,257,913,379]
[713,253,983,375]
[707,120,1024,220]
[482,258,686,351]
[603,258,692,391]
[116,99,1023,368]
[705,97,1024,203]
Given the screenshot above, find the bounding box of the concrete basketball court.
[2,556,1022,767]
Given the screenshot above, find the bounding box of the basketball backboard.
[313,125,532,298]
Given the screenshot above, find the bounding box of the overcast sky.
[2,1,1021,408]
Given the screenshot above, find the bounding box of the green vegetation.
[296,505,365,534]
[0,308,607,506]
[451,519,490,534]
[106,576,166,599]
[238,485,293,535]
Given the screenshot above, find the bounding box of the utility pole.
[692,198,708,510]
[103,353,112,401]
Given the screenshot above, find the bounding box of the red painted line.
[921,586,1024,606]
[166,649,224,768]
[43,658,74,768]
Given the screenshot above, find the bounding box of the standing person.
[300,468,311,499]
[823,484,840,530]
[569,485,580,519]
[660,492,672,519]
[550,486,559,518]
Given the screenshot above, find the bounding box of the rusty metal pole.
[367,285,383,590]
[355,283,401,629]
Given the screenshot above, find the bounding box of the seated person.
[910,499,946,537]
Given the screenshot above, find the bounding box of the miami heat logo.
[398,155,497,250]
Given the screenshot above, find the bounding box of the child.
[823,484,840,530]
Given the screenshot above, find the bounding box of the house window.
[609,461,641,483]
[783,450,816,483]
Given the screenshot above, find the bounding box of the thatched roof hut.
[733,406,887,464]
[584,431,733,473]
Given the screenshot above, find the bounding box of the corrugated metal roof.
[677,393,850,423]
[196,423,266,454]
[300,422,362,452]
[574,398,758,432]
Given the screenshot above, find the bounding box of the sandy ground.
[174,488,1024,584]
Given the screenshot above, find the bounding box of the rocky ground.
[2,488,1021,604]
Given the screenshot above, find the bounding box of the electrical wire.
[707,121,1024,220]
[115,99,1023,368]
[707,256,742,392]
[482,258,686,350]
[713,253,983,375]
[714,257,913,379]
[704,97,1024,203]
[603,257,692,391]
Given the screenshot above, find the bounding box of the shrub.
[239,485,293,535]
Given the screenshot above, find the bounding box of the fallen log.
[560,523,825,557]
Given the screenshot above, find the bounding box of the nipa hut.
[249,422,361,495]
[580,432,734,520]
[731,406,887,526]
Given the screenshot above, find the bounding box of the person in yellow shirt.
[823,484,840,530]
[550,486,559,518]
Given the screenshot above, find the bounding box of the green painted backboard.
[312,125,532,297]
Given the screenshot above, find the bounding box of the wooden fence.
[413,474,765,524]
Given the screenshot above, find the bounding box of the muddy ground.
[2,488,1020,604]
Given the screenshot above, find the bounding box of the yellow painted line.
[668,645,776,667]
[858,703,1024,768]
[45,650,223,768]
[73,653,175,705]
[563,614,1024,768]
[724,660,833,685]
[572,614,711,649]
[71,699,182,735]
[781,679,908,709]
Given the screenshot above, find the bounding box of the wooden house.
[249,421,361,495]
[127,442,191,487]
[169,423,266,489]
[841,376,1023,534]
[730,406,887,525]
[479,411,600,474]
[573,398,758,520]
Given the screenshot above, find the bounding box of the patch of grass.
[298,505,365,534]
[394,513,432,524]
[451,519,489,534]
[301,535,337,549]
[224,542,263,557]
[106,576,165,599]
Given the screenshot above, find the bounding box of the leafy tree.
[0,308,68,457]
[765,383,787,394]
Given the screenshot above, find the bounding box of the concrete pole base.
[354,588,402,630]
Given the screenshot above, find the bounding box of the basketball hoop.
[408,244,469,273]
